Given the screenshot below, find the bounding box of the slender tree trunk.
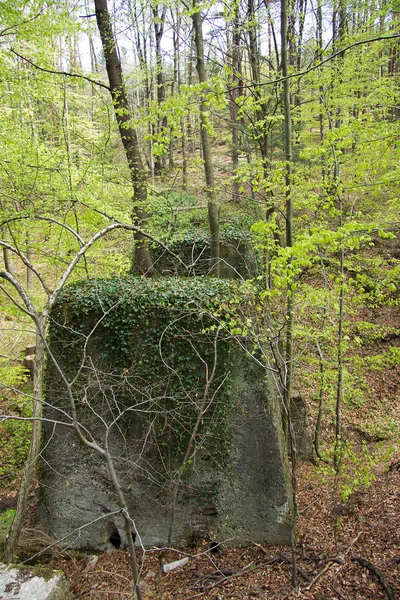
[104,446,143,600]
[2,247,16,277]
[247,0,277,241]
[242,128,257,203]
[4,321,46,562]
[263,0,280,69]
[332,147,344,472]
[229,0,242,202]
[95,0,154,276]
[191,0,220,276]
[187,32,195,153]
[174,9,188,188]
[247,0,267,164]
[26,233,32,290]
[281,0,297,588]
[282,0,293,433]
[332,6,345,469]
[153,4,167,176]
[335,241,345,472]
[294,0,307,130]
[316,0,325,181]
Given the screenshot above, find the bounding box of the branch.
[0,240,51,295]
[49,222,123,303]
[0,8,47,38]
[306,531,363,591]
[22,510,124,565]
[73,201,189,269]
[351,556,395,600]
[226,32,400,93]
[0,215,83,244]
[0,415,74,428]
[10,48,110,91]
[0,275,38,320]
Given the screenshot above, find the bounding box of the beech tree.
[190,0,220,276]
[94,0,155,276]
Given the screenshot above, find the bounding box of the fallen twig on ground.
[277,554,312,583]
[351,555,395,600]
[305,531,363,591]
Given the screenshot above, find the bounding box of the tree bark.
[4,320,46,562]
[2,247,16,277]
[95,0,154,276]
[173,8,188,188]
[153,3,167,176]
[229,0,242,202]
[281,0,297,588]
[191,0,220,276]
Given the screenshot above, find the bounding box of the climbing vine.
[48,276,258,467]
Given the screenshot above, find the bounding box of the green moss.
[132,231,258,278]
[48,276,258,466]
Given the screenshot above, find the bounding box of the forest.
[0,0,399,598]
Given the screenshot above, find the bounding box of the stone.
[0,564,71,600]
[39,278,292,551]
[138,236,259,279]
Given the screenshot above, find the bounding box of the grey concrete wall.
[142,237,259,279]
[39,296,291,551]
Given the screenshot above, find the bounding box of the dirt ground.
[1,257,399,600]
[46,457,399,600]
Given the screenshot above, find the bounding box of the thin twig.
[10,49,110,90]
[305,531,363,591]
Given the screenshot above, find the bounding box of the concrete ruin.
[39,277,292,551]
[136,235,259,279]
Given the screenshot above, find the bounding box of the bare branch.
[0,241,51,295]
[225,33,400,93]
[10,48,110,91]
[0,274,38,320]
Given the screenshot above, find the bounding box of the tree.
[94,0,155,276]
[1,219,153,571]
[191,0,220,276]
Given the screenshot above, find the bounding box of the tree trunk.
[153,4,167,176]
[173,8,187,188]
[4,321,46,562]
[2,247,16,277]
[229,0,242,202]
[281,0,297,588]
[191,0,220,276]
[95,0,154,276]
[316,0,325,181]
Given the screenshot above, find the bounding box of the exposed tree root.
[351,555,395,600]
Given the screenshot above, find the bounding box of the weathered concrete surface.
[215,355,291,543]
[144,237,259,279]
[39,279,292,551]
[0,564,71,600]
[39,359,292,549]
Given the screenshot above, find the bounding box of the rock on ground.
[0,563,71,600]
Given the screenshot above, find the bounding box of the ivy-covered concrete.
[39,277,291,549]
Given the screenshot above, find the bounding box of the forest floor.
[0,210,399,599]
[36,301,400,598]
[1,451,399,599]
[49,456,399,600]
